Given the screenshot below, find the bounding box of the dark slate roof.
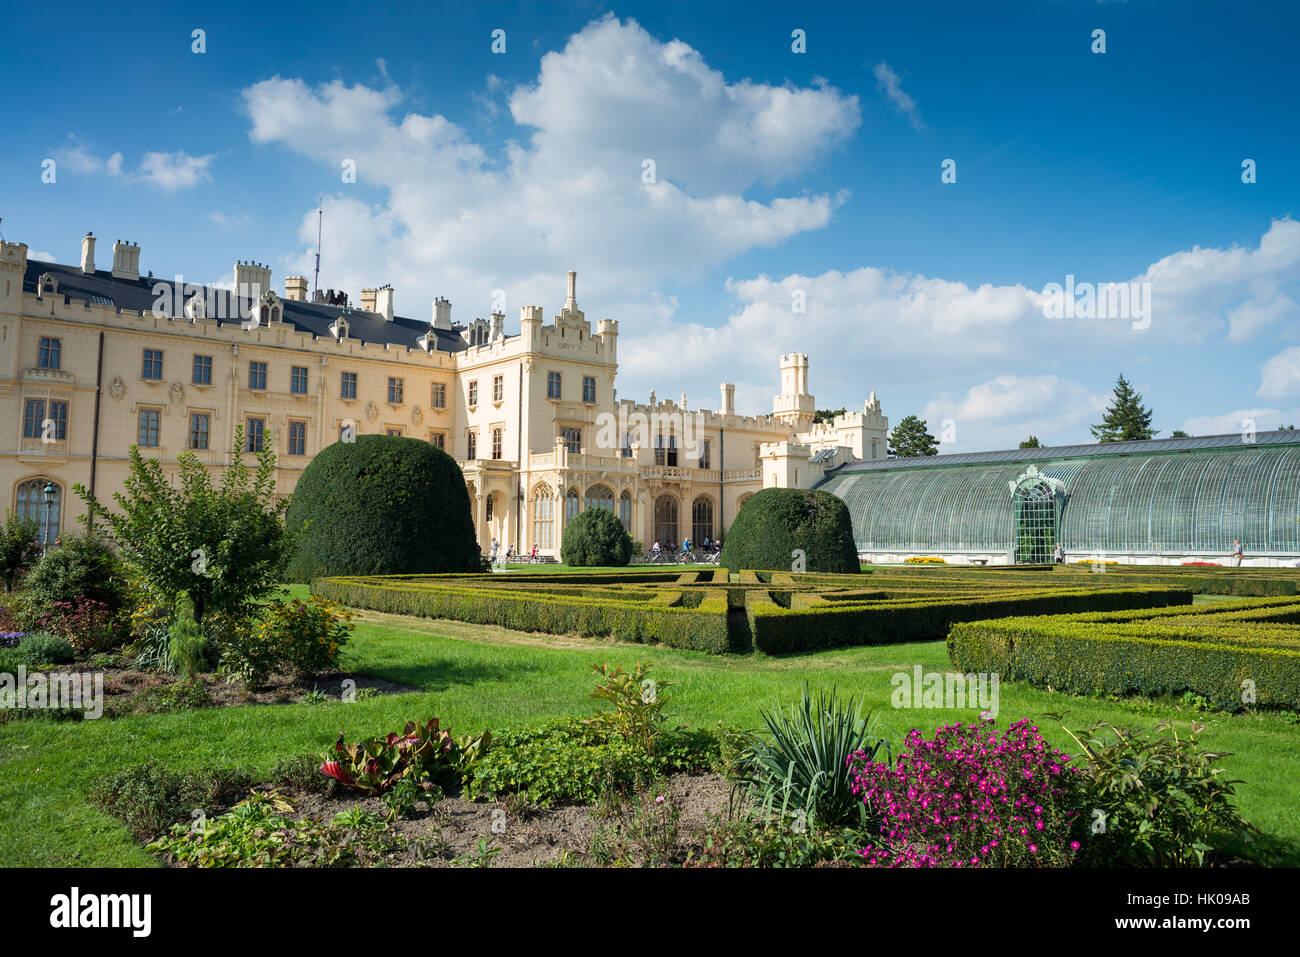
[829,430,1300,473]
[23,258,486,354]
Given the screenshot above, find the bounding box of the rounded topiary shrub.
[285,434,480,581]
[720,488,859,573]
[560,507,634,567]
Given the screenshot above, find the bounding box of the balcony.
[23,367,75,385]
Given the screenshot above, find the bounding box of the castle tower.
[772,353,814,430]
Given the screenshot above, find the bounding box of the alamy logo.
[1,666,103,719]
[890,665,999,718]
[593,408,704,457]
[49,887,151,937]
[1040,274,1151,330]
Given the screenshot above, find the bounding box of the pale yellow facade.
[0,234,888,557]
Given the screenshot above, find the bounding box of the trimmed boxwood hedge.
[745,586,1193,654]
[948,601,1300,710]
[720,488,859,573]
[285,434,479,581]
[312,575,731,653]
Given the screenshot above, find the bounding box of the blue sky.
[3,0,1298,450]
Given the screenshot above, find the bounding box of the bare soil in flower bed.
[76,664,417,717]
[164,772,735,868]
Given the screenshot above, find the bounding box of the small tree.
[0,510,40,592]
[74,426,292,624]
[888,415,939,457]
[813,407,847,424]
[1170,429,1191,438]
[1019,436,1042,449]
[1091,373,1157,442]
[561,508,634,567]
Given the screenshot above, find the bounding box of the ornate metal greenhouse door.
[1009,466,1066,564]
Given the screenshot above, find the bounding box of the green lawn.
[2,584,1297,867]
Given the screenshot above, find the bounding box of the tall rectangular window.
[189,413,210,450]
[700,438,711,470]
[290,366,308,394]
[246,417,265,452]
[142,349,163,380]
[468,380,478,406]
[491,427,503,459]
[288,420,307,455]
[493,375,504,403]
[388,377,404,404]
[248,361,267,390]
[582,376,596,404]
[547,371,561,399]
[340,371,357,399]
[561,427,581,454]
[466,429,478,459]
[430,431,446,450]
[46,401,67,440]
[192,354,212,385]
[431,383,446,408]
[138,408,161,447]
[23,399,45,439]
[38,337,61,370]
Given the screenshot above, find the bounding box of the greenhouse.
[815,431,1300,565]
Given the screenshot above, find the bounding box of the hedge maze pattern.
[312,566,1198,656]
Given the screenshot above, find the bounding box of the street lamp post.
[41,481,56,555]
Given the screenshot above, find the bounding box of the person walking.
[1053,541,1064,564]
[1231,540,1244,567]
[490,538,499,566]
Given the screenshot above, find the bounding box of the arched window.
[653,495,678,546]
[738,493,754,512]
[566,487,580,522]
[16,478,61,546]
[584,484,614,513]
[533,486,554,550]
[691,496,714,544]
[619,490,632,530]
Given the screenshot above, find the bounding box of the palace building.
[0,232,889,556]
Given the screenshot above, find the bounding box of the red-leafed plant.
[320,718,491,794]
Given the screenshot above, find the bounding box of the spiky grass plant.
[733,683,892,828]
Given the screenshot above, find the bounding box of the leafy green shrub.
[733,684,890,828]
[0,647,22,674]
[466,718,719,805]
[285,434,479,580]
[15,632,75,665]
[0,509,40,592]
[110,679,213,717]
[561,507,634,567]
[22,532,127,614]
[720,488,859,573]
[146,792,406,867]
[586,661,673,754]
[319,717,491,794]
[89,762,255,840]
[1062,721,1257,867]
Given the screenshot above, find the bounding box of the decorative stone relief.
[169,381,185,404]
[109,376,125,401]
[365,400,379,422]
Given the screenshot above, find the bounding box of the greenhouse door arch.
[1012,477,1058,563]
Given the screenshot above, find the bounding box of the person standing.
[1053,541,1064,564]
[1231,540,1243,567]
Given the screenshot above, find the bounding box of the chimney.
[284,276,308,301]
[80,232,96,275]
[233,260,271,301]
[111,240,140,281]
[375,284,395,322]
[359,288,377,313]
[489,310,504,340]
[721,383,735,416]
[564,270,577,310]
[432,296,452,330]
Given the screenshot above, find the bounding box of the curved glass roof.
[817,436,1300,555]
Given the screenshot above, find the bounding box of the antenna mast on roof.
[312,197,322,301]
